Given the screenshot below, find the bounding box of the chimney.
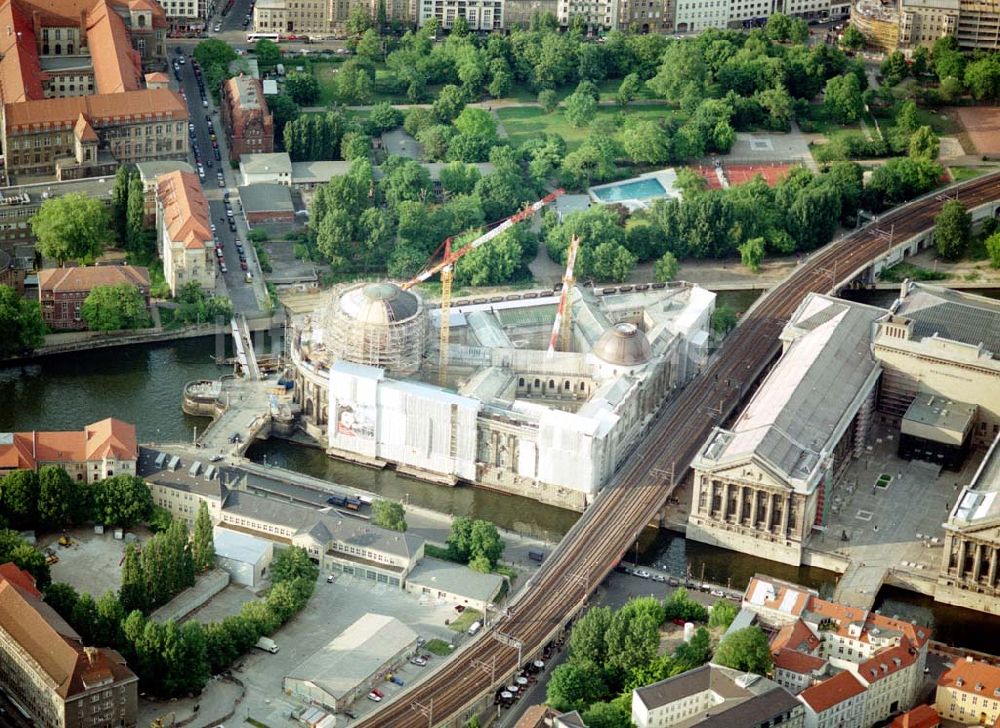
[83,646,98,665]
[899,279,909,301]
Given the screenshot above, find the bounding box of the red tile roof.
[889,704,940,728]
[800,670,867,713]
[85,0,143,95]
[857,638,918,684]
[0,562,39,597]
[157,170,213,250]
[772,618,820,654]
[38,265,149,294]
[0,563,137,699]
[5,88,187,132]
[938,658,1000,698]
[773,648,827,675]
[0,418,137,471]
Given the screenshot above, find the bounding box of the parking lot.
[42,526,150,598]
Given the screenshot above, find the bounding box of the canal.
[3,288,1000,652]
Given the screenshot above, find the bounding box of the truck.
[528,550,545,563]
[326,493,348,508]
[254,636,279,653]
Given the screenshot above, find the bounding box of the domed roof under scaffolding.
[323,281,426,376]
[592,322,652,367]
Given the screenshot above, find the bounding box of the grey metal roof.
[897,283,1000,356]
[405,557,505,603]
[138,447,229,501]
[241,153,292,177]
[635,664,800,727]
[237,184,294,213]
[222,490,424,559]
[697,295,885,487]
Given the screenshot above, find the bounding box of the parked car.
[367,691,382,702]
[410,657,427,666]
[454,605,466,613]
[326,574,335,583]
[652,574,666,583]
[710,588,726,598]
[634,569,650,579]
[240,260,248,271]
[667,577,680,587]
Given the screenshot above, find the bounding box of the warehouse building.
[213,526,273,588]
[283,613,418,711]
[405,557,505,612]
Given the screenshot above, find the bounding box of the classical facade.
[291,282,714,509]
[221,75,274,161]
[252,0,414,35]
[38,265,150,331]
[156,170,217,295]
[0,563,138,728]
[0,418,138,482]
[688,294,885,565]
[937,430,1000,615]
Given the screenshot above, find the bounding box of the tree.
[453,227,525,286]
[839,25,865,51]
[765,12,793,41]
[674,625,711,671]
[912,46,930,76]
[194,39,237,72]
[334,60,375,105]
[43,582,80,619]
[433,84,467,123]
[880,50,909,86]
[368,102,404,132]
[570,606,612,666]
[986,231,1000,268]
[714,626,773,674]
[1,470,39,528]
[271,546,319,583]
[546,661,607,713]
[584,242,636,283]
[909,125,939,160]
[125,176,146,253]
[120,541,147,613]
[93,474,152,527]
[371,499,407,531]
[823,73,863,123]
[708,599,739,629]
[254,39,281,70]
[469,519,505,571]
[622,120,670,165]
[268,93,300,138]
[0,530,49,586]
[582,702,631,728]
[381,157,432,208]
[439,161,482,196]
[112,166,132,243]
[355,28,383,62]
[738,237,765,272]
[284,72,321,105]
[30,193,112,265]
[616,73,642,108]
[0,284,45,356]
[563,90,597,127]
[341,131,371,160]
[605,598,664,679]
[653,251,679,282]
[934,200,971,261]
[37,466,76,529]
[346,5,374,34]
[964,55,1000,101]
[81,283,150,332]
[94,589,125,648]
[538,89,559,113]
[192,501,215,572]
[663,587,709,622]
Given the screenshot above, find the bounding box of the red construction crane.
[402,189,565,384]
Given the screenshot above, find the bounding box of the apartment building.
[156,170,216,295]
[744,575,931,726]
[135,160,194,225]
[37,265,150,331]
[504,0,557,25]
[158,0,208,32]
[0,418,138,483]
[852,0,997,48]
[252,0,413,35]
[418,0,504,29]
[935,658,1000,726]
[0,563,138,728]
[631,663,805,728]
[221,76,274,161]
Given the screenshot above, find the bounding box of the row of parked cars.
[615,564,740,600]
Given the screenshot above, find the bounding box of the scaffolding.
[323,282,426,376]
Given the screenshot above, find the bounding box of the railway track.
[357,171,1000,728]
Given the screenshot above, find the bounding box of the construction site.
[287,193,716,508]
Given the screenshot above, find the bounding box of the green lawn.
[949,166,986,183]
[498,104,677,151]
[447,607,483,633]
[915,107,960,135]
[424,638,454,656]
[503,78,644,104]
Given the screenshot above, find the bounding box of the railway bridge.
[356,172,1000,728]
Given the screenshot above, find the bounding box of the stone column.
[973,543,984,582]
[722,482,732,521]
[780,494,790,538]
[739,487,749,526]
[988,547,998,589]
[957,539,968,579]
[751,489,760,527]
[764,492,775,534]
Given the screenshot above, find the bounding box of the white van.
[255,636,279,653]
[467,621,482,636]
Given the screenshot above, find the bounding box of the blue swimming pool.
[591,177,667,202]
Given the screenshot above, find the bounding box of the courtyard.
[808,422,985,607]
[43,526,151,598]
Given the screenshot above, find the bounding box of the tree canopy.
[713,626,773,674]
[371,499,407,531]
[934,200,972,261]
[30,194,112,265]
[0,284,45,356]
[81,283,150,332]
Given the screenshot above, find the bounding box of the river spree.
[3,289,1000,652]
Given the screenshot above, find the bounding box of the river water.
[4,290,1000,651]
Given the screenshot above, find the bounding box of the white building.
[292,282,714,509]
[404,556,505,612]
[240,152,292,186]
[631,663,805,728]
[418,0,504,28]
[213,526,273,588]
[156,170,216,296]
[798,671,868,728]
[283,613,419,711]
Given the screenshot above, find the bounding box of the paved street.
[172,42,265,314]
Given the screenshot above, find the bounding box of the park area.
[497,104,675,152]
